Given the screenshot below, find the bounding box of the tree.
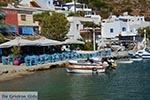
[0,0,22,6]
[137,27,150,39]
[11,46,21,58]
[68,11,85,17]
[0,33,5,43]
[58,0,71,4]
[0,10,7,42]
[33,11,50,22]
[41,12,69,41]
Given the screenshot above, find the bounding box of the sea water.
[0,59,150,100]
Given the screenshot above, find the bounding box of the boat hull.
[117,60,133,64]
[130,58,142,61]
[66,64,106,73]
[142,54,150,59]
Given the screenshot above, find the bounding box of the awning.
[19,27,34,35]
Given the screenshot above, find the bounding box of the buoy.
[113,61,117,69]
[14,60,19,66]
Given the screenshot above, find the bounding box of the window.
[21,15,26,21]
[76,24,79,30]
[48,1,51,5]
[110,28,114,33]
[122,27,126,32]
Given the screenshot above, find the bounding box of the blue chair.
[51,54,56,62]
[71,52,79,59]
[2,56,8,65]
[39,54,46,64]
[64,53,70,60]
[24,56,32,66]
[53,53,61,62]
[31,55,39,65]
[61,52,67,61]
[8,55,14,65]
[47,54,52,62]
[44,54,49,63]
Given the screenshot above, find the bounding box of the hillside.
[1,0,150,19]
[103,0,150,17]
[59,0,150,19]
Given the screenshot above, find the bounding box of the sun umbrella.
[33,37,62,46]
[62,38,85,44]
[0,37,37,48]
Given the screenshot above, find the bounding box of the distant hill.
[59,0,150,19]
[103,0,150,17]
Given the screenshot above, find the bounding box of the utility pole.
[74,0,76,13]
[144,29,146,48]
[93,28,96,51]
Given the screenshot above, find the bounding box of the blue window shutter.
[110,28,113,33]
[122,27,126,32]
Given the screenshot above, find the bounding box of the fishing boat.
[66,57,117,73]
[66,59,108,73]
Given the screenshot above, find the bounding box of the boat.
[66,59,108,73]
[117,59,133,64]
[129,54,143,61]
[134,32,150,58]
[66,57,117,73]
[135,48,150,59]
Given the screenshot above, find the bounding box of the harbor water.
[0,59,150,100]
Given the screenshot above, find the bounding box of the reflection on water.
[0,60,150,100]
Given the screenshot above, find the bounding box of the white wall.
[101,19,150,38]
[67,16,101,39]
[101,21,120,38]
[20,0,30,6]
[20,0,55,11]
[67,17,83,39]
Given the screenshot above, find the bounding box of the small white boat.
[135,33,150,59]
[130,56,143,61]
[66,59,107,73]
[129,54,143,61]
[135,48,150,59]
[117,59,133,64]
[130,57,142,61]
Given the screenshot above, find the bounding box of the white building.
[20,0,55,11]
[61,1,94,16]
[101,12,150,39]
[67,16,101,39]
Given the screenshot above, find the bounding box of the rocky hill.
[102,0,150,18]
[64,0,150,19]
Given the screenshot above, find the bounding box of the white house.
[67,16,101,39]
[20,0,55,11]
[101,12,150,39]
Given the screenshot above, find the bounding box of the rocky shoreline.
[0,61,67,82]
